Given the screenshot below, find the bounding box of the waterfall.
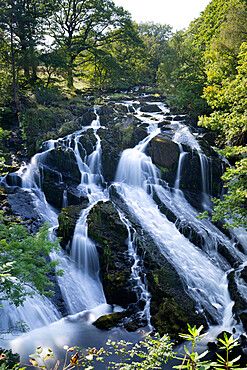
[2,96,247,359]
[118,212,152,331]
[114,113,237,331]
[1,111,108,331]
[174,144,187,190]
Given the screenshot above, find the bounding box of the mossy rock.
[87,201,136,308]
[58,120,81,137]
[140,103,162,113]
[93,311,127,330]
[57,205,86,249]
[79,129,97,156]
[148,136,179,187]
[98,122,146,182]
[43,147,81,183]
[20,107,73,156]
[136,234,207,338]
[78,110,96,125]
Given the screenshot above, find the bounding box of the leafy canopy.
[0,212,63,306]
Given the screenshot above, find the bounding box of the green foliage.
[0,347,20,370]
[27,326,247,369]
[211,332,242,369]
[137,22,172,83]
[157,31,209,116]
[29,346,55,368]
[0,212,63,306]
[174,324,210,369]
[210,158,247,229]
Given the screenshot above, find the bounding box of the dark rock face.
[227,270,247,331]
[87,200,207,337]
[43,146,81,184]
[99,122,147,183]
[78,110,96,126]
[87,201,136,308]
[5,188,43,233]
[78,129,97,156]
[57,204,87,249]
[148,136,179,186]
[140,103,162,113]
[140,234,207,338]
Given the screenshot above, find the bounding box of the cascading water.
[118,212,152,331]
[113,102,242,334]
[2,95,247,363]
[0,112,109,335]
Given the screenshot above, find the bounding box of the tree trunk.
[10,14,18,112]
[67,57,74,89]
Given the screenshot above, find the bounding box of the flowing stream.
[1,95,246,363]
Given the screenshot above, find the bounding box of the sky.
[113,0,211,31]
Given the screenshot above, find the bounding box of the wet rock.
[93,311,127,330]
[99,123,146,183]
[79,129,97,156]
[158,120,171,127]
[43,146,81,184]
[173,115,185,121]
[57,204,88,249]
[78,110,96,126]
[6,188,43,233]
[57,120,82,137]
[148,136,179,187]
[227,270,247,329]
[87,201,136,308]
[142,243,207,338]
[164,115,173,121]
[149,136,179,170]
[217,244,239,268]
[140,103,162,113]
[5,173,22,187]
[98,103,115,116]
[241,266,247,284]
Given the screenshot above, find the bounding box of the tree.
[137,22,172,83]
[157,31,209,116]
[50,0,133,89]
[0,212,63,306]
[199,43,247,229]
[0,0,58,108]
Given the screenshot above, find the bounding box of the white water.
[114,102,240,333]
[1,114,109,336]
[118,212,152,330]
[2,97,247,360]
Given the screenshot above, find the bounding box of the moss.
[57,205,84,248]
[93,311,127,330]
[20,107,73,156]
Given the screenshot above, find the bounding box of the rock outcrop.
[87,200,207,338]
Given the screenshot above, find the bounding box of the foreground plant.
[210,332,244,369]
[0,212,63,306]
[174,324,210,370]
[26,325,247,370]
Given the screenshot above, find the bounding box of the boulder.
[148,136,179,187]
[140,103,162,113]
[87,197,207,338]
[87,201,136,308]
[78,110,96,126]
[43,146,81,184]
[57,204,88,249]
[6,188,43,233]
[140,235,207,338]
[149,136,179,169]
[99,123,147,183]
[227,270,247,330]
[93,311,127,330]
[79,129,97,156]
